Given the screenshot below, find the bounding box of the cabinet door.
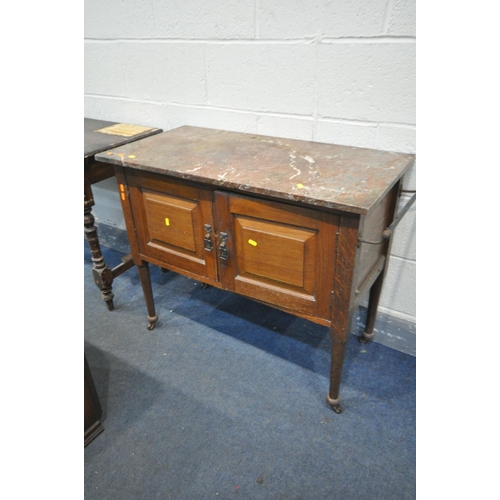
[127,171,217,282]
[215,192,338,321]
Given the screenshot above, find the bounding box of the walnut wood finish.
[97,126,415,412]
[126,170,218,283]
[216,192,338,320]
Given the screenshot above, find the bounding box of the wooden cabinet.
[97,126,415,413]
[126,170,339,322]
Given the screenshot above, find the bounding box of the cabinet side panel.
[355,183,400,295]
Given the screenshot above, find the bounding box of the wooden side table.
[84,118,162,310]
[95,126,415,412]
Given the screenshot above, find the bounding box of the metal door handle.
[204,224,213,251]
[219,232,229,261]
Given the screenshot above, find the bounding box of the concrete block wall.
[85,0,416,333]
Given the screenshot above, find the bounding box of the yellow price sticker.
[248,239,257,246]
[165,218,170,226]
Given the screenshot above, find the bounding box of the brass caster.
[358,331,375,344]
[326,395,343,414]
[147,315,158,331]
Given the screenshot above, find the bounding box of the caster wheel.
[326,395,342,414]
[147,315,158,331]
[331,404,343,414]
[358,331,374,344]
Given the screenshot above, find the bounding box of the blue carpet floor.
[84,243,416,500]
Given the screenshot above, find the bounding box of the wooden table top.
[95,126,415,214]
[84,118,162,159]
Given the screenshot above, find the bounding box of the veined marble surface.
[95,126,415,214]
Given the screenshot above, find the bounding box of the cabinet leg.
[137,262,158,330]
[360,271,385,343]
[84,205,114,311]
[327,316,352,414]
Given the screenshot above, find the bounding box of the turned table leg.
[84,192,115,311]
[137,261,158,330]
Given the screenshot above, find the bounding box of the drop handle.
[219,232,229,261]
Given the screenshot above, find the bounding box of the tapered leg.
[84,204,114,311]
[327,316,353,414]
[137,261,158,330]
[360,271,385,343]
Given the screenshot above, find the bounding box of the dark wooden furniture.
[84,356,104,446]
[84,118,162,310]
[95,126,415,413]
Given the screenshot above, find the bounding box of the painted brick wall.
[84,0,416,325]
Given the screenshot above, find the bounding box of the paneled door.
[126,171,218,283]
[215,192,339,321]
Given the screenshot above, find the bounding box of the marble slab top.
[85,118,161,158]
[95,126,415,214]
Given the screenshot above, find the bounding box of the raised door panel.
[215,192,339,321]
[143,191,199,253]
[126,171,217,282]
[234,216,316,292]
